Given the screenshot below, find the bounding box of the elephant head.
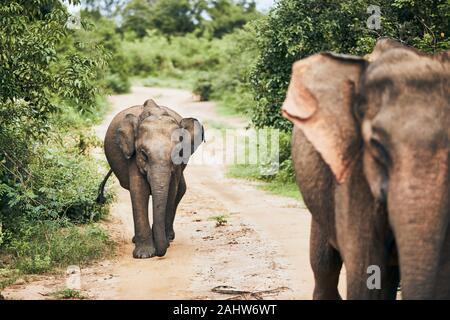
[282,38,450,298]
[115,99,204,256]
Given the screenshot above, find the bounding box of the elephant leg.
[435,224,450,298]
[342,235,396,299]
[310,219,342,300]
[129,161,156,259]
[384,265,400,300]
[166,175,186,242]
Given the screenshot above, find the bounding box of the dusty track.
[3,86,345,300]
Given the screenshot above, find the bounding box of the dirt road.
[3,86,345,300]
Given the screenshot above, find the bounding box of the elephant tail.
[96,168,113,204]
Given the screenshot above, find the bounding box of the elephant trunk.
[148,167,172,257]
[388,152,449,299]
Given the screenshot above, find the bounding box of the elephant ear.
[281,53,367,183]
[180,118,205,156]
[116,113,138,159]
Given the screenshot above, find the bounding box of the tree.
[0,0,107,225]
[150,0,198,36]
[201,0,260,38]
[120,0,155,38]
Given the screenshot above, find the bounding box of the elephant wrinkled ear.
[282,53,367,183]
[180,118,204,156]
[116,114,138,159]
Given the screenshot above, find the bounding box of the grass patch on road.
[208,215,229,227]
[51,288,87,300]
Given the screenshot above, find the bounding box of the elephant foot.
[132,234,152,244]
[133,241,156,259]
[167,230,175,242]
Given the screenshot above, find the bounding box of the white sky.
[68,0,276,13]
[255,0,275,11]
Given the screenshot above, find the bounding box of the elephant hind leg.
[310,219,343,300]
[384,265,400,300]
[166,175,187,242]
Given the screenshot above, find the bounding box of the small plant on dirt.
[0,268,19,291]
[209,215,228,227]
[52,288,87,300]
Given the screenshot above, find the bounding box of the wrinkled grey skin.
[282,38,449,299]
[98,99,204,258]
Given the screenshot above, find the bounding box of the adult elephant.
[97,99,204,258]
[282,38,449,299]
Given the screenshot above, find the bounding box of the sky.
[255,0,275,12]
[68,0,277,14]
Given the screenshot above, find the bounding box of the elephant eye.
[370,138,390,167]
[140,149,148,160]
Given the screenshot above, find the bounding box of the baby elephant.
[97,99,204,258]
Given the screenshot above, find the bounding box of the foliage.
[200,0,261,38]
[120,0,260,38]
[79,10,131,94]
[51,288,87,299]
[208,24,258,115]
[193,74,213,101]
[250,0,450,131]
[149,0,199,36]
[120,0,155,38]
[5,222,113,274]
[124,23,258,115]
[0,0,106,137]
[122,32,220,76]
[0,1,114,278]
[1,138,110,220]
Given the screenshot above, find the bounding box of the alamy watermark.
[62,0,82,30]
[65,11,81,30]
[366,4,381,30]
[170,127,280,176]
[367,5,381,30]
[367,265,381,289]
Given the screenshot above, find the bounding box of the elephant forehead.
[139,117,180,134]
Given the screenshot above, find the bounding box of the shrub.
[0,132,113,225]
[105,73,131,94]
[6,221,113,274]
[193,75,213,101]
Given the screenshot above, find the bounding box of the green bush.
[105,73,131,94]
[0,128,114,274]
[0,132,112,224]
[5,222,113,274]
[0,2,119,282]
[193,75,213,101]
[122,32,220,77]
[209,24,259,115]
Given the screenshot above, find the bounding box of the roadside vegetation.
[0,0,115,288]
